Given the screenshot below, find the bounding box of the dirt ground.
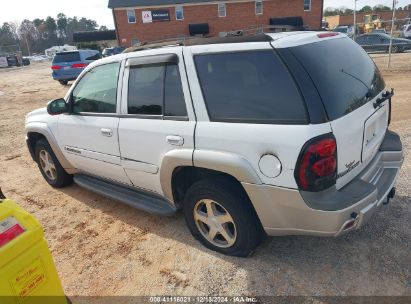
[0,53,410,299]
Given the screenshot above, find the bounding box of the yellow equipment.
[363,14,383,33]
[0,189,67,304]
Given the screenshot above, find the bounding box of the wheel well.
[171,167,249,207]
[27,132,47,160]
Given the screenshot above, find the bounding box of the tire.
[183,178,265,257]
[58,80,68,85]
[35,139,73,188]
[391,45,399,53]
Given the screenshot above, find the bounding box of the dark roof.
[108,0,219,8]
[73,30,117,42]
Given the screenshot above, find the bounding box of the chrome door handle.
[101,128,113,137]
[166,135,184,146]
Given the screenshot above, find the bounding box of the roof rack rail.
[123,33,273,53]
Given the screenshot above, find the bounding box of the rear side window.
[53,52,80,63]
[128,63,187,117]
[289,37,385,120]
[194,51,307,124]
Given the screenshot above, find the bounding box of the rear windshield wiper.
[340,68,373,99]
[374,88,394,109]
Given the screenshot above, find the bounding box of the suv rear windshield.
[53,52,81,63]
[289,37,385,120]
[194,50,308,124]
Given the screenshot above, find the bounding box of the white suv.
[25,32,403,256]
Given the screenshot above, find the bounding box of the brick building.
[108,0,324,47]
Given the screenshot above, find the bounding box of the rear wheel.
[35,139,73,188]
[391,45,399,53]
[183,178,265,257]
[58,80,68,85]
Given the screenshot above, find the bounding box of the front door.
[58,61,131,185]
[118,51,195,194]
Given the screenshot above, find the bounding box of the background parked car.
[51,50,101,85]
[6,55,20,67]
[102,47,125,57]
[22,57,30,66]
[401,24,411,39]
[355,33,411,53]
[333,25,356,38]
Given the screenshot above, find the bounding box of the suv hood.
[25,107,48,124]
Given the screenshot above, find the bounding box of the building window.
[127,9,136,23]
[176,6,184,20]
[304,0,311,11]
[255,0,263,15]
[218,3,226,17]
[131,38,139,46]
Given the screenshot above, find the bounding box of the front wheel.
[183,178,265,257]
[35,139,73,188]
[58,80,68,85]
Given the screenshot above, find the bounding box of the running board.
[73,174,177,216]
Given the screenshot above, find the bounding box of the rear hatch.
[285,36,388,189]
[52,51,82,77]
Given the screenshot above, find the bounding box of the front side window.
[218,3,226,17]
[127,9,136,23]
[304,0,311,11]
[128,63,187,117]
[72,63,120,113]
[176,6,184,20]
[255,0,263,15]
[194,51,307,124]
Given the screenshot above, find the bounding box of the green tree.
[359,5,373,13]
[57,13,68,40]
[19,19,37,55]
[373,5,391,12]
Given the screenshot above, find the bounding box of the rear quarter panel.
[183,43,332,188]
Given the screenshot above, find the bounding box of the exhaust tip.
[343,213,359,231]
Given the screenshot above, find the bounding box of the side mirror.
[47,98,68,115]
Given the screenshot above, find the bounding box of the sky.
[1,0,411,29]
[0,0,115,28]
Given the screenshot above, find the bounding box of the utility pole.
[388,0,397,69]
[353,0,357,40]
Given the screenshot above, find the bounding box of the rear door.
[118,49,196,194]
[287,36,388,189]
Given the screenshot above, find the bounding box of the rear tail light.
[71,63,88,68]
[51,65,61,70]
[295,134,337,192]
[317,32,339,39]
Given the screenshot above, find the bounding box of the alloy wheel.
[39,149,57,181]
[193,199,237,248]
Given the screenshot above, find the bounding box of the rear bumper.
[52,70,82,81]
[244,130,403,237]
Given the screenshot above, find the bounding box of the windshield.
[53,52,80,63]
[289,37,385,120]
[377,33,391,39]
[333,27,348,33]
